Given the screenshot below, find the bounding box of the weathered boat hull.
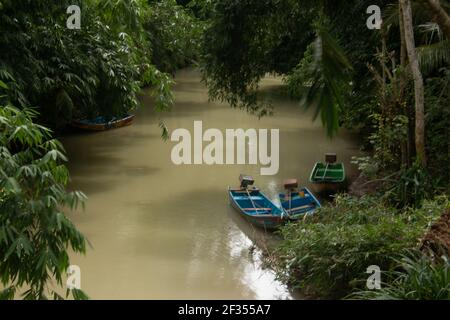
[72,114,135,131]
[310,182,345,194]
[228,188,285,230]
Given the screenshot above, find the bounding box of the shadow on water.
[62,126,161,196]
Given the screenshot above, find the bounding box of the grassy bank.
[266,195,450,299]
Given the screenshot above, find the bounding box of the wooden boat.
[309,153,346,194]
[279,179,321,220]
[72,114,135,131]
[228,175,285,230]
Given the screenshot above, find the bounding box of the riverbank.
[264,185,449,299]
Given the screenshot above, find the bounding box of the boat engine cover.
[283,179,298,190]
[239,174,255,188]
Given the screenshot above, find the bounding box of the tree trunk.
[398,5,413,166]
[399,5,407,67]
[400,0,427,167]
[420,0,450,40]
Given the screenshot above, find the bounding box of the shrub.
[384,162,434,208]
[271,195,448,298]
[0,105,87,299]
[349,251,450,300]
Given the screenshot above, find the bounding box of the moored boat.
[228,175,285,230]
[309,153,346,194]
[279,179,321,220]
[71,114,135,131]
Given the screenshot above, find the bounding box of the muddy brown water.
[61,68,361,299]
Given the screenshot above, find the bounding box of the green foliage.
[361,66,449,206]
[142,65,175,112]
[424,68,450,191]
[0,0,178,129]
[97,0,148,32]
[367,1,449,185]
[186,0,214,20]
[417,22,450,75]
[385,162,434,208]
[144,0,205,74]
[369,113,409,170]
[284,43,316,99]
[201,0,316,117]
[300,23,353,137]
[0,105,87,299]
[350,252,450,300]
[351,156,380,178]
[200,0,395,135]
[419,39,450,75]
[272,195,447,298]
[0,1,134,126]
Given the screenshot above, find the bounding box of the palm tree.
[305,0,443,167]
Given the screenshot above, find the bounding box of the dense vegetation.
[0,0,202,129]
[269,195,449,298]
[1,0,449,299]
[0,0,202,299]
[198,0,449,298]
[0,103,87,299]
[350,251,450,299]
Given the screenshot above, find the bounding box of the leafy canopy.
[0,105,87,300]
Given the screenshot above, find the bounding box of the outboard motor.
[239,174,254,189]
[284,178,305,197]
[325,153,337,164]
[283,179,298,191]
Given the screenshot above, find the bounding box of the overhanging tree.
[0,104,88,300]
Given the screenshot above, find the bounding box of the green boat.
[309,153,346,193]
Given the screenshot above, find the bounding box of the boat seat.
[244,208,272,211]
[314,177,340,181]
[286,204,314,212]
[281,193,309,200]
[234,196,264,201]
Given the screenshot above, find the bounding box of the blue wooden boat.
[72,114,135,131]
[279,179,321,220]
[228,175,285,230]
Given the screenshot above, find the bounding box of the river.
[62,68,361,299]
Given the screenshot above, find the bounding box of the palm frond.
[302,27,352,138]
[418,39,450,74]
